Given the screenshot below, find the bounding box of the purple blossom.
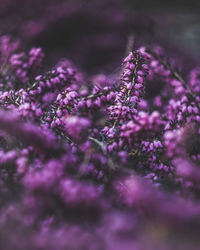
[0,5,199,249]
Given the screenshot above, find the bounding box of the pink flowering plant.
[0,1,200,249]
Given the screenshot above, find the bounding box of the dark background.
[0,0,200,73]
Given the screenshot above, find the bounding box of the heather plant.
[0,7,200,249]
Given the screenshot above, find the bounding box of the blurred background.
[0,0,200,73]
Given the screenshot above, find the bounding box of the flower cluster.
[0,32,199,250]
